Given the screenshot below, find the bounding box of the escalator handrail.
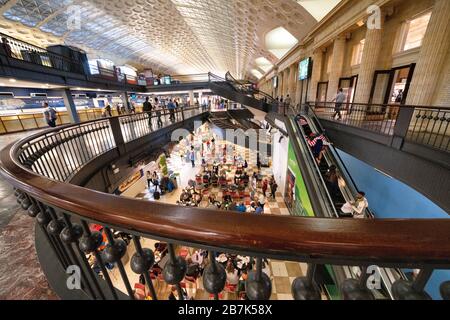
[208,72,226,82]
[224,71,275,104]
[305,103,361,191]
[289,116,339,218]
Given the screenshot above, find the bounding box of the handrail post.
[392,106,415,149]
[109,117,126,155]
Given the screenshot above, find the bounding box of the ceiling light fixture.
[9,78,16,83]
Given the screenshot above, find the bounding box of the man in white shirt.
[43,102,57,127]
[351,191,369,219]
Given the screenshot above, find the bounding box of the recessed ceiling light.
[9,78,16,83]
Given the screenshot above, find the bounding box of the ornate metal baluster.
[130,236,158,300]
[103,227,135,299]
[341,266,375,300]
[203,251,226,300]
[392,268,433,300]
[44,205,73,269]
[79,220,118,300]
[291,264,321,300]
[245,257,271,300]
[60,212,105,300]
[163,244,187,301]
[440,281,450,300]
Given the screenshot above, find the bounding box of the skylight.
[251,69,263,79]
[265,27,299,59]
[296,0,342,21]
[255,57,273,73]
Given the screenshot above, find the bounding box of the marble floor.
[0,130,57,300]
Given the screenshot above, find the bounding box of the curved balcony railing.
[1,107,450,300]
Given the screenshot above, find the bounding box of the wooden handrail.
[1,122,450,268]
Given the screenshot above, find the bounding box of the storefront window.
[402,12,432,51]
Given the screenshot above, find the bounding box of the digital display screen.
[299,57,311,81]
[97,100,105,108]
[163,76,171,85]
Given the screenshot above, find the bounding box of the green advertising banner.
[285,140,340,299]
[284,141,314,217]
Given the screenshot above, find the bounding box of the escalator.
[209,111,247,130]
[284,115,346,299]
[208,72,275,112]
[287,109,408,300]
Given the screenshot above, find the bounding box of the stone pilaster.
[327,36,346,101]
[283,68,290,98]
[289,64,297,100]
[309,49,324,102]
[354,15,385,104]
[406,0,450,106]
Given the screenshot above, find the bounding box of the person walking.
[105,104,112,117]
[331,88,346,120]
[262,179,268,197]
[189,149,196,168]
[284,94,291,110]
[154,97,163,128]
[167,99,176,122]
[143,97,153,128]
[43,103,57,128]
[270,180,278,200]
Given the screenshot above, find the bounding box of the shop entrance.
[338,75,358,104]
[369,64,416,105]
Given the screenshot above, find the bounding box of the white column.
[61,89,80,124]
[189,91,195,107]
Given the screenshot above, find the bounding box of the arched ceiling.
[0,0,341,79]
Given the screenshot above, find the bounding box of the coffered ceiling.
[0,0,341,79]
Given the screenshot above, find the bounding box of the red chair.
[134,283,146,300]
[209,293,224,300]
[225,283,237,293]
